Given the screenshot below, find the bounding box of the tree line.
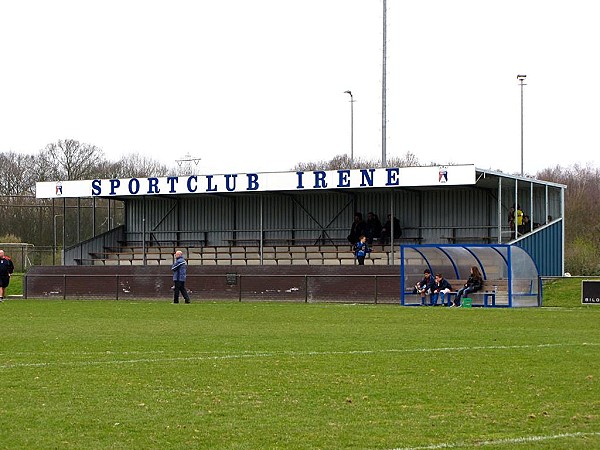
[1,141,598,274]
[537,164,600,275]
[0,139,170,197]
[0,139,172,261]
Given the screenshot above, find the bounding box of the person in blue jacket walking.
[354,235,372,265]
[171,250,191,304]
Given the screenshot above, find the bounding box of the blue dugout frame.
[400,244,542,307]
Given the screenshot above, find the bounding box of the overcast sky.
[1,0,599,177]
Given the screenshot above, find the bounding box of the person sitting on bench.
[452,266,483,307]
[414,269,435,306]
[431,273,452,306]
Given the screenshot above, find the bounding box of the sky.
[1,0,599,177]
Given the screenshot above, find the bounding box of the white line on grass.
[1,342,597,370]
[391,431,600,449]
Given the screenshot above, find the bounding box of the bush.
[565,237,600,276]
[0,234,21,243]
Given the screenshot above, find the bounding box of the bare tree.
[40,139,104,180]
[386,151,422,168]
[93,154,170,179]
[293,154,353,172]
[0,151,37,195]
[115,153,170,178]
[293,151,423,171]
[0,144,169,250]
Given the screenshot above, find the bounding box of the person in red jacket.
[0,249,14,301]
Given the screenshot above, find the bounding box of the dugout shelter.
[401,244,541,307]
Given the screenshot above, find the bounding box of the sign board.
[582,280,600,304]
[226,273,238,286]
[35,165,476,199]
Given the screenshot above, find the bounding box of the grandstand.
[29,165,566,303]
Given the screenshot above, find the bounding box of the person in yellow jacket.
[516,205,524,236]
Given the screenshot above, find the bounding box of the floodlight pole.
[343,90,354,164]
[381,0,387,167]
[517,75,527,176]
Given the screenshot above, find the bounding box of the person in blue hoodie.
[353,235,372,265]
[171,250,191,304]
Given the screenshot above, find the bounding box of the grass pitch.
[1,296,599,449]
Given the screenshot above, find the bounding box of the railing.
[123,228,353,247]
[122,225,512,248]
[0,243,35,271]
[57,224,525,267]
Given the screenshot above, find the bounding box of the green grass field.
[1,278,599,449]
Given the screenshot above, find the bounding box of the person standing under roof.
[516,205,524,236]
[380,214,401,245]
[347,212,367,245]
[365,212,382,245]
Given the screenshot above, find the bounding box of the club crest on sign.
[439,169,448,183]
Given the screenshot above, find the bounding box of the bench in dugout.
[444,279,534,307]
[443,280,504,307]
[404,279,517,307]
